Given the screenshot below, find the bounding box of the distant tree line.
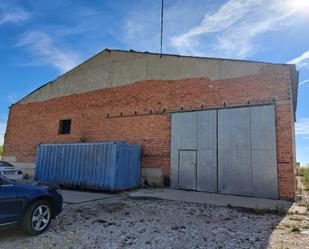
[0,145,3,159]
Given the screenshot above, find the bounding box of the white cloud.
[17,32,81,73]
[170,0,295,58]
[299,79,309,86]
[0,121,6,145]
[123,19,144,40]
[288,50,309,70]
[0,6,30,25]
[296,118,309,137]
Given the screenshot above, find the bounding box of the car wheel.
[22,200,52,235]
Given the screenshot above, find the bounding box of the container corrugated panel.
[35,142,142,191]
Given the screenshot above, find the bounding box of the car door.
[0,176,19,225]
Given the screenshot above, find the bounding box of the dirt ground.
[0,178,309,249]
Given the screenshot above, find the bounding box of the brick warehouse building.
[3,49,298,200]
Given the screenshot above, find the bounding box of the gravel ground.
[0,197,303,249]
[0,178,308,249]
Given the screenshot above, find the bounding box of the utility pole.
[160,0,164,58]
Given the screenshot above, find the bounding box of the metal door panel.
[171,112,197,150]
[218,108,251,150]
[197,110,217,192]
[179,150,197,190]
[252,150,278,198]
[197,110,217,150]
[218,150,252,195]
[251,104,278,198]
[197,150,217,192]
[251,105,276,150]
[218,107,252,196]
[170,149,179,188]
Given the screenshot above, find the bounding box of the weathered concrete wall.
[141,168,163,187]
[4,64,296,199]
[19,50,265,104]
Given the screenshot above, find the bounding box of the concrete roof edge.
[287,64,299,121]
[110,48,295,66]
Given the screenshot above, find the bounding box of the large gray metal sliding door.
[170,104,278,199]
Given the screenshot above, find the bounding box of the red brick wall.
[3,64,296,199]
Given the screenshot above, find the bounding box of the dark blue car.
[0,175,63,235]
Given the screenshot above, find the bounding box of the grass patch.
[289,216,303,221]
[276,245,289,249]
[298,167,309,190]
[291,226,300,233]
[275,206,289,216]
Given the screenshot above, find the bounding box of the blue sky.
[1,0,309,165]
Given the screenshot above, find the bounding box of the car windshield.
[0,161,13,167]
[0,175,15,185]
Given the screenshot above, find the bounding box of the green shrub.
[298,167,309,176]
[291,226,300,233]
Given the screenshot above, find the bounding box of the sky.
[0,0,309,164]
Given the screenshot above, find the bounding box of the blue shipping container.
[35,142,142,191]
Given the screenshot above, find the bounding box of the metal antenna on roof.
[160,0,164,58]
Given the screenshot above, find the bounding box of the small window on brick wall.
[59,119,71,134]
